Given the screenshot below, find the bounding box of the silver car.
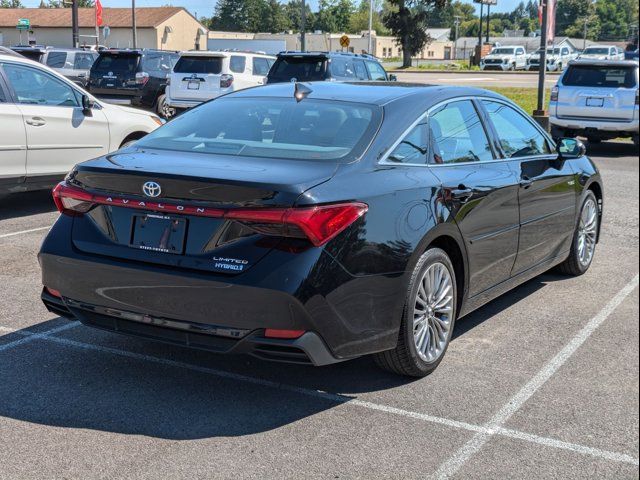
[43,49,99,88]
[550,59,639,146]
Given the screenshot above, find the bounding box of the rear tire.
[557,191,599,276]
[374,248,457,377]
[156,94,175,120]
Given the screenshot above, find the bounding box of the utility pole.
[453,15,461,60]
[132,0,138,49]
[533,0,549,130]
[367,0,374,54]
[486,3,490,43]
[301,0,306,52]
[583,17,588,50]
[71,0,79,48]
[478,2,484,48]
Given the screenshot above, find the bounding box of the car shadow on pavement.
[585,140,639,158]
[0,190,57,221]
[0,272,562,440]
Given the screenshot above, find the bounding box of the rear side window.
[365,61,387,81]
[429,100,493,164]
[74,52,97,70]
[252,57,271,76]
[142,54,173,73]
[329,57,358,80]
[229,56,246,73]
[482,100,551,157]
[46,51,68,68]
[269,57,326,82]
[353,60,368,80]
[135,97,381,162]
[0,81,6,102]
[563,65,637,88]
[174,56,223,74]
[93,54,140,74]
[388,121,429,164]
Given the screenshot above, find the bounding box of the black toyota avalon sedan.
[39,82,603,377]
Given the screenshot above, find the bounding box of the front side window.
[46,51,68,69]
[429,100,493,164]
[230,56,246,73]
[3,64,79,107]
[387,121,429,164]
[135,97,382,162]
[365,61,387,81]
[329,57,357,80]
[482,100,551,158]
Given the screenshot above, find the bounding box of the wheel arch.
[586,180,604,242]
[119,131,148,149]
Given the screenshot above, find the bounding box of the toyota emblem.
[142,181,162,198]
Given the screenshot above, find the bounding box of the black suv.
[266,51,395,84]
[88,49,178,117]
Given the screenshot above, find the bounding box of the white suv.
[550,60,639,146]
[0,53,162,194]
[165,51,276,111]
[480,46,528,71]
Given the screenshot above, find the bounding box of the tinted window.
[136,98,381,162]
[563,65,637,88]
[142,54,173,73]
[46,51,68,68]
[3,64,79,107]
[93,54,140,74]
[329,57,358,80]
[0,82,5,102]
[388,121,429,164]
[252,57,271,76]
[429,100,493,164]
[365,61,387,81]
[353,60,368,80]
[492,48,515,55]
[229,55,246,73]
[174,56,223,74]
[74,52,97,70]
[269,56,326,82]
[482,100,551,158]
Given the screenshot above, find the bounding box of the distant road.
[394,71,559,88]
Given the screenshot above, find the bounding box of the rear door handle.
[26,117,46,127]
[520,176,533,189]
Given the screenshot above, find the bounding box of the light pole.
[132,0,138,48]
[301,0,306,52]
[453,15,461,60]
[367,0,374,54]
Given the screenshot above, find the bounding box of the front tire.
[374,248,457,377]
[156,94,175,120]
[557,191,599,276]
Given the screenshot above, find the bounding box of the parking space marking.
[0,321,79,353]
[433,274,640,479]
[0,226,51,239]
[1,320,636,467]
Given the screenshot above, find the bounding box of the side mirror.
[82,94,95,113]
[388,74,398,82]
[557,137,586,159]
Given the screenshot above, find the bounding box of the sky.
[21,0,525,20]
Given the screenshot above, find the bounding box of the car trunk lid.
[90,51,141,95]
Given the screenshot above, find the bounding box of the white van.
[165,51,276,110]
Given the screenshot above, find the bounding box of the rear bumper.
[165,97,205,109]
[550,113,639,134]
[41,290,342,366]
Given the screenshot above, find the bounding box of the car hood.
[484,54,510,60]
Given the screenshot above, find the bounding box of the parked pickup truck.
[480,46,528,71]
[527,46,577,72]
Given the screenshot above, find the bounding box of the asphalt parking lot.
[0,141,638,479]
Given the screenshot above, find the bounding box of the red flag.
[96,0,104,27]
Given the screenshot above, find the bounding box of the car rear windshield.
[174,56,223,74]
[92,53,140,74]
[135,97,381,162]
[563,65,637,88]
[268,56,327,82]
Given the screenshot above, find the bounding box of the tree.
[282,0,315,33]
[210,0,249,31]
[383,0,446,67]
[41,0,94,7]
[315,0,355,33]
[263,0,289,32]
[595,0,637,41]
[348,0,388,34]
[1,0,24,7]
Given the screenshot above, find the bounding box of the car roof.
[229,81,503,107]
[178,50,275,58]
[568,59,639,67]
[492,45,522,49]
[276,51,379,60]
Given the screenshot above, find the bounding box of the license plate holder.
[131,214,187,254]
[586,97,604,107]
[187,80,200,90]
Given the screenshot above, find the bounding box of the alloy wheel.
[413,262,454,363]
[577,197,598,267]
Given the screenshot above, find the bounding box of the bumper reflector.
[44,287,62,298]
[264,329,305,339]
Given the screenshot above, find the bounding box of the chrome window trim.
[379,95,558,168]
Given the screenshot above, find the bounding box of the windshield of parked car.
[92,53,140,74]
[268,56,327,82]
[491,48,515,55]
[537,48,561,54]
[583,47,609,55]
[135,97,382,162]
[563,65,637,88]
[174,55,223,74]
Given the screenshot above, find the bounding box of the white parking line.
[2,320,637,466]
[0,322,79,352]
[0,226,51,239]
[433,274,640,479]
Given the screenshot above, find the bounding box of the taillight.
[51,182,368,247]
[135,72,150,85]
[550,85,559,102]
[220,74,234,88]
